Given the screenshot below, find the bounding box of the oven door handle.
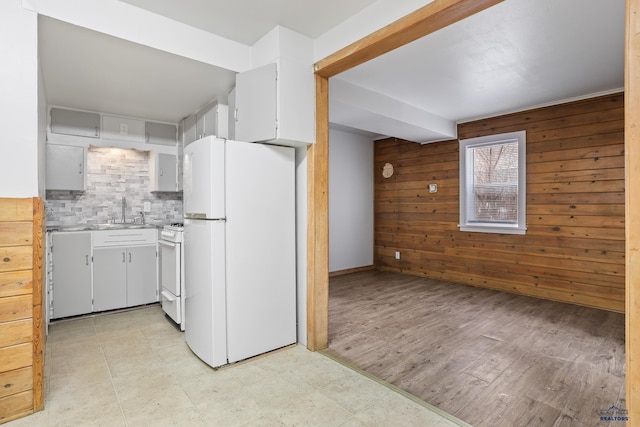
[159,240,177,247]
[161,290,176,302]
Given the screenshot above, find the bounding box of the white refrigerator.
[183,136,296,368]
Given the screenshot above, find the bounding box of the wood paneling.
[374,93,625,312]
[0,391,33,424]
[0,198,44,423]
[0,367,32,400]
[0,344,32,373]
[0,320,32,348]
[0,272,32,298]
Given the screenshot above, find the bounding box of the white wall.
[38,46,48,197]
[295,147,308,345]
[0,0,39,197]
[329,127,374,272]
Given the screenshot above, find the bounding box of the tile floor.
[6,305,467,427]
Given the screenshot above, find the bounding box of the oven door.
[159,240,181,296]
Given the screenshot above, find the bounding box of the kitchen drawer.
[92,229,157,247]
[160,290,181,325]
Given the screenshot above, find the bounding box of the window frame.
[459,130,527,235]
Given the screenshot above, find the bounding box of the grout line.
[319,349,473,427]
[95,316,130,427]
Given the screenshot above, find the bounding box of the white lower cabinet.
[93,245,157,310]
[92,229,158,311]
[50,231,92,319]
[92,247,128,311]
[49,229,158,320]
[125,245,158,307]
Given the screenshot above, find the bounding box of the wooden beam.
[314,0,503,78]
[626,0,639,420]
[307,75,329,351]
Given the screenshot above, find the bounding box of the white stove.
[160,223,184,243]
[159,223,185,330]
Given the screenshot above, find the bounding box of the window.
[459,130,526,234]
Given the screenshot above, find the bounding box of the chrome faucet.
[121,195,126,224]
[139,211,146,225]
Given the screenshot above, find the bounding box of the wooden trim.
[307,75,329,351]
[626,0,639,419]
[31,198,44,412]
[313,0,503,78]
[308,0,504,350]
[329,265,375,278]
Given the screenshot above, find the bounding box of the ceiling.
[39,0,625,140]
[119,0,378,46]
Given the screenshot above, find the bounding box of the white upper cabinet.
[196,101,229,141]
[145,121,177,146]
[48,107,178,154]
[234,61,314,147]
[50,108,100,138]
[102,115,145,143]
[235,63,277,143]
[182,114,197,147]
[46,144,86,191]
[150,152,179,192]
[227,87,236,140]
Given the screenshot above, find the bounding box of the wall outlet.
[143,201,151,213]
[395,251,401,260]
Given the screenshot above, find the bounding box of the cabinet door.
[227,87,236,140]
[183,114,197,147]
[102,115,145,143]
[51,232,92,318]
[50,108,100,138]
[150,152,178,192]
[146,121,177,146]
[93,247,127,312]
[126,245,158,307]
[46,144,86,191]
[235,63,277,142]
[195,104,210,140]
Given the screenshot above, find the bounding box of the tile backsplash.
[46,146,183,226]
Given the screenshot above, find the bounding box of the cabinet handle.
[146,132,149,143]
[234,108,239,122]
[122,252,126,263]
[95,126,99,137]
[85,255,89,266]
[79,163,83,174]
[159,167,164,177]
[129,253,132,263]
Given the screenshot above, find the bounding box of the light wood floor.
[325,270,626,427]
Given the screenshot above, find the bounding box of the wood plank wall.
[0,198,44,424]
[374,93,625,312]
